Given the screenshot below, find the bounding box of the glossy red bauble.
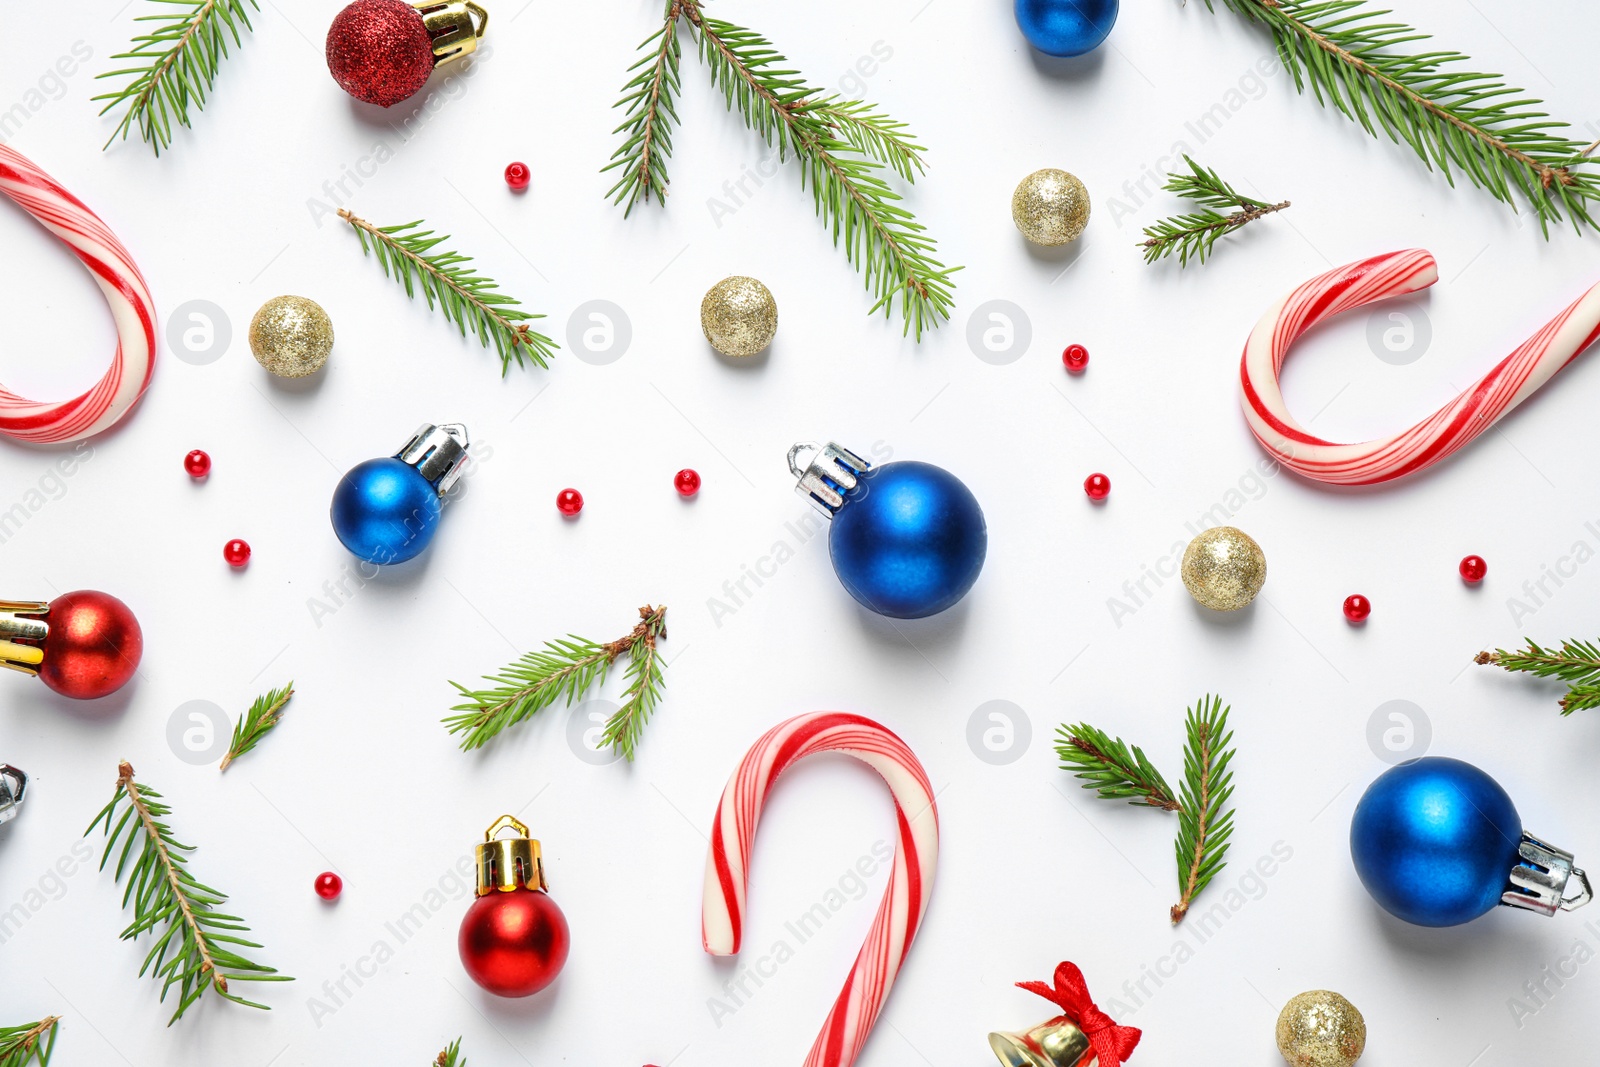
[315,872,344,901]
[1083,472,1111,501]
[459,889,570,997]
[326,0,435,107]
[674,468,701,497]
[504,162,531,190]
[224,539,252,568]
[184,450,212,478]
[1343,594,1371,623]
[1062,343,1089,373]
[37,591,143,700]
[556,488,583,516]
[1459,555,1488,583]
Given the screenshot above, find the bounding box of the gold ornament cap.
[1012,168,1091,246]
[988,1017,1091,1067]
[701,275,778,358]
[474,815,547,896]
[0,601,50,678]
[414,1,489,67]
[1181,525,1267,611]
[1275,990,1365,1067]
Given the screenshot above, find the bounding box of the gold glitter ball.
[1181,525,1267,611]
[701,276,778,358]
[1011,168,1091,246]
[249,295,334,378]
[1276,990,1366,1067]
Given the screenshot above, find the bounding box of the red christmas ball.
[556,488,584,516]
[315,872,344,901]
[326,0,436,107]
[459,889,570,997]
[1343,594,1371,623]
[37,590,143,700]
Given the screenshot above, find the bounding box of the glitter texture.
[250,296,335,378]
[1275,990,1366,1067]
[1012,168,1091,246]
[701,276,778,358]
[326,0,435,108]
[1181,525,1267,611]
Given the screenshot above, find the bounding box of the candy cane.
[0,144,156,444]
[1241,249,1600,485]
[703,712,939,1067]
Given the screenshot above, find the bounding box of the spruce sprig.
[338,210,558,374]
[95,0,258,155]
[221,682,293,771]
[1056,723,1182,810]
[85,762,291,1024]
[604,2,685,214]
[0,1018,60,1067]
[435,1039,465,1067]
[1200,0,1600,235]
[1140,156,1289,265]
[1477,640,1600,714]
[445,606,669,761]
[1171,696,1236,924]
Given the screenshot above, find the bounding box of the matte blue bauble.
[1015,0,1119,58]
[331,457,442,565]
[1350,757,1523,927]
[828,461,987,619]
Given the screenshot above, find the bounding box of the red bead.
[459,888,570,997]
[1459,555,1488,584]
[1343,594,1371,623]
[314,872,343,901]
[224,539,252,567]
[37,590,143,700]
[1062,343,1089,373]
[184,450,212,478]
[1083,473,1111,501]
[504,162,531,191]
[556,488,583,516]
[674,468,701,497]
[325,0,436,107]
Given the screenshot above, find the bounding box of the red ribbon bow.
[1016,961,1141,1067]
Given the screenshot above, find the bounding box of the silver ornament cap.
[789,441,871,518]
[1502,832,1593,916]
[396,423,472,495]
[0,765,27,827]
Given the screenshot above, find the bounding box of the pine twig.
[435,1039,465,1067]
[338,210,558,374]
[221,682,293,771]
[95,0,258,155]
[1477,640,1600,714]
[0,1018,60,1067]
[1056,723,1182,810]
[85,762,291,1024]
[1201,0,1600,235]
[444,606,669,760]
[603,0,685,214]
[1171,696,1236,925]
[1140,156,1289,265]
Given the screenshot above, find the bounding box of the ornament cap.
[0,765,26,827]
[414,0,488,67]
[396,422,472,495]
[1503,831,1592,916]
[474,815,548,896]
[789,441,871,518]
[0,601,50,677]
[988,1018,1091,1067]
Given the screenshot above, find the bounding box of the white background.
[3,1,1600,1064]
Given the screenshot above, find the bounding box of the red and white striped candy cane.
[0,144,156,444]
[703,712,939,1067]
[1241,248,1600,485]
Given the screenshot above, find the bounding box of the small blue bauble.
[1015,0,1119,58]
[1350,757,1523,927]
[331,458,442,565]
[828,461,987,619]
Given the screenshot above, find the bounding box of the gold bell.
[473,815,547,895]
[989,1017,1093,1067]
[414,1,489,68]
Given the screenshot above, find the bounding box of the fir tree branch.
[338,210,558,374]
[0,1018,60,1067]
[221,682,293,771]
[95,0,258,155]
[444,606,669,760]
[811,97,928,183]
[1172,696,1236,925]
[1200,0,1600,235]
[85,762,291,1024]
[435,1039,465,1067]
[1477,640,1600,714]
[1140,156,1289,265]
[603,1,685,214]
[1055,723,1182,810]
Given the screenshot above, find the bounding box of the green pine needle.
[1478,640,1600,714]
[444,606,668,761]
[339,210,558,374]
[1140,156,1289,265]
[1201,0,1600,236]
[0,1018,60,1067]
[604,3,685,215]
[221,682,293,771]
[1172,696,1237,925]
[85,763,291,1025]
[1056,723,1182,810]
[435,1039,465,1067]
[95,0,258,155]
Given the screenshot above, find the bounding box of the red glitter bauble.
[459,889,570,997]
[37,590,143,700]
[326,0,435,108]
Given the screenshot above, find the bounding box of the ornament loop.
[0,765,25,826]
[1503,832,1592,916]
[790,440,871,518]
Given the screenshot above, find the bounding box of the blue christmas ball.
[828,461,987,619]
[1350,757,1523,927]
[331,457,442,565]
[1015,0,1119,58]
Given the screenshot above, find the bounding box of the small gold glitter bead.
[1275,990,1366,1067]
[1181,525,1267,611]
[249,295,334,378]
[1011,168,1091,246]
[701,276,778,358]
